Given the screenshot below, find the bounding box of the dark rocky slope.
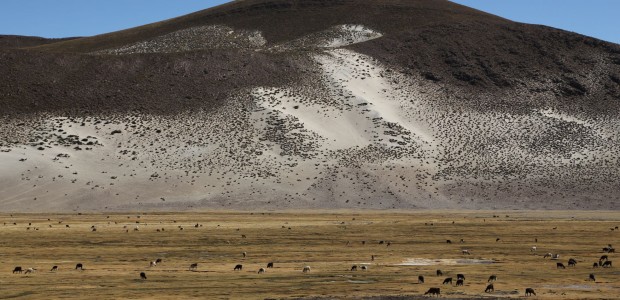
[1,0,619,211]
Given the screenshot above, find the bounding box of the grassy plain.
[0,211,619,299]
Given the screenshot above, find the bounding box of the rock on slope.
[1,0,619,211]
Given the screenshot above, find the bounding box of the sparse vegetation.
[1,0,619,211]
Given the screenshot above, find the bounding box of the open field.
[0,211,619,299]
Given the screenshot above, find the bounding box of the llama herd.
[3,213,618,298]
[13,263,83,274]
[11,240,613,298]
[422,271,531,297]
[420,242,616,297]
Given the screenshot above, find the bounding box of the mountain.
[1,0,619,212]
[0,35,77,50]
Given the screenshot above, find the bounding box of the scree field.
[0,211,618,299]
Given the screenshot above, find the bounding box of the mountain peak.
[1,1,619,211]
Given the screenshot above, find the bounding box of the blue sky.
[0,0,618,44]
[450,0,619,44]
[0,0,229,38]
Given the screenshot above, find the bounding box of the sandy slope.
[1,21,620,212]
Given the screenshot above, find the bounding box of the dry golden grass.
[1,211,619,299]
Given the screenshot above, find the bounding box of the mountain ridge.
[31,0,504,53]
[1,0,619,212]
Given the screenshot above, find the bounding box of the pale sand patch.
[252,87,373,149]
[314,49,437,149]
[322,24,383,48]
[95,25,266,54]
[396,258,496,266]
[539,108,592,127]
[272,24,383,51]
